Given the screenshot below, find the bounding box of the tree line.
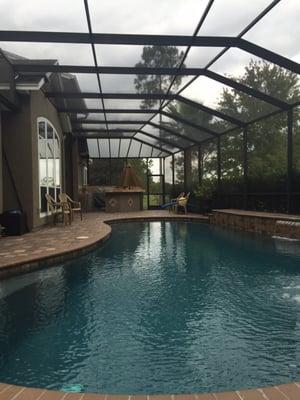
[134,46,300,196]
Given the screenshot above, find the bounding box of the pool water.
[1,221,300,394]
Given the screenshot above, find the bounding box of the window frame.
[37,117,62,216]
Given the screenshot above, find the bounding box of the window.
[38,118,61,214]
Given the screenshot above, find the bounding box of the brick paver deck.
[0,210,207,279]
[0,210,299,400]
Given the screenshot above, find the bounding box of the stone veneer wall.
[211,210,300,239]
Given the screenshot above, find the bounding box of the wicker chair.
[45,193,71,225]
[59,193,82,221]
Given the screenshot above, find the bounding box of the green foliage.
[134,46,185,109]
[194,179,217,199]
[164,60,300,203]
[133,53,300,208]
[174,151,184,184]
[220,132,243,182]
[217,60,300,121]
[201,140,218,180]
[216,60,300,184]
[129,159,152,189]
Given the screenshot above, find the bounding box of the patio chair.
[45,193,71,226]
[59,193,82,221]
[175,192,190,214]
[168,192,185,213]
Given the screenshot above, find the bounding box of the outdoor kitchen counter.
[105,187,145,212]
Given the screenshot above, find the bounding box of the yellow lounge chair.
[176,192,190,214]
[169,192,185,213]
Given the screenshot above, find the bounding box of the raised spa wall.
[211,209,300,239]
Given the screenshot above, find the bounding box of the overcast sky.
[0,0,299,111]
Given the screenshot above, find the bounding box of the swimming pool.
[1,221,300,394]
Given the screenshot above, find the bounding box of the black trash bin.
[0,209,27,236]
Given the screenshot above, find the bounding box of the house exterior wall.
[1,90,75,231]
[2,95,34,229]
[30,90,65,229]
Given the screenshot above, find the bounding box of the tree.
[215,59,300,191]
[130,158,152,189]
[134,46,186,179]
[218,60,299,121]
[162,60,300,202]
[134,46,185,109]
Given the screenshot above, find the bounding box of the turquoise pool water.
[1,221,300,394]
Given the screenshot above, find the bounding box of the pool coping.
[1,212,299,400]
[1,381,300,400]
[213,209,300,221]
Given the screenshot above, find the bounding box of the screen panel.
[87,139,100,158]
[89,0,209,35]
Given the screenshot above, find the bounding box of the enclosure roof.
[0,0,299,158]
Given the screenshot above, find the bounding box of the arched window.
[38,118,61,214]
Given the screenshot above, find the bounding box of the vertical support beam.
[172,154,175,194]
[184,148,192,192]
[198,145,202,184]
[126,138,132,159]
[72,137,80,201]
[217,136,221,188]
[159,154,163,176]
[63,134,74,197]
[117,138,121,158]
[138,142,143,158]
[0,113,2,213]
[146,158,150,210]
[61,135,66,195]
[287,109,293,213]
[243,126,248,210]
[87,157,90,185]
[184,150,187,192]
[217,137,221,208]
[109,158,112,185]
[162,158,166,205]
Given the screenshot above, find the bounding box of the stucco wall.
[2,95,34,229]
[1,90,69,231]
[30,90,65,229]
